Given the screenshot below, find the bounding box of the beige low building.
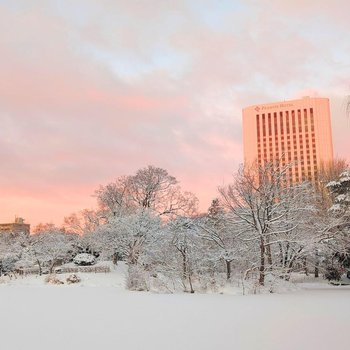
[0,217,30,235]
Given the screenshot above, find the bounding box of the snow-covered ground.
[1,263,349,350]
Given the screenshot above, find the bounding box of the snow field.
[0,265,349,350]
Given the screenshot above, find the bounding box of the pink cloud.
[0,0,349,227]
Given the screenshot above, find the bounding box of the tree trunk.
[266,236,273,268]
[225,260,232,280]
[284,243,290,267]
[314,250,319,278]
[259,239,265,286]
[267,244,273,267]
[278,243,284,268]
[112,252,119,265]
[303,257,308,276]
[188,270,195,294]
[182,251,187,280]
[37,259,42,276]
[285,260,295,281]
[49,260,56,274]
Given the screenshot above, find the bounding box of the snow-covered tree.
[30,228,78,274]
[92,209,162,265]
[166,216,207,293]
[63,209,103,235]
[200,199,237,280]
[95,176,135,219]
[219,161,317,285]
[127,165,198,218]
[324,169,350,270]
[327,170,350,217]
[314,158,348,212]
[95,165,198,220]
[0,232,28,275]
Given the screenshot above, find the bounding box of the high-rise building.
[242,97,334,182]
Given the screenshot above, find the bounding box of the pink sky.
[0,0,350,227]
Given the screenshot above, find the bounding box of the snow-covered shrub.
[66,274,81,284]
[0,255,18,275]
[45,274,64,285]
[73,253,96,266]
[324,266,342,281]
[149,274,174,293]
[126,265,149,291]
[198,273,227,293]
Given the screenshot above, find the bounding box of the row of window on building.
[256,108,318,181]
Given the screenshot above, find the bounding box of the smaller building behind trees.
[0,217,30,235]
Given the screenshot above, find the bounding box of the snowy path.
[1,285,349,350]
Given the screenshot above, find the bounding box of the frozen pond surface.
[1,280,350,350]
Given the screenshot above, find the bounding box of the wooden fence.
[16,265,111,276]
